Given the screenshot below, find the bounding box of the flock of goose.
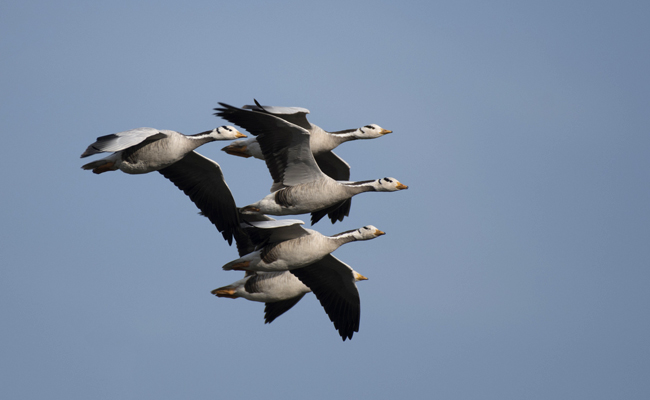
[81,100,408,340]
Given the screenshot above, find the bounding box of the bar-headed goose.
[221,100,391,182]
[213,271,312,321]
[214,103,407,224]
[217,214,370,340]
[222,219,384,272]
[214,262,368,340]
[80,126,245,174]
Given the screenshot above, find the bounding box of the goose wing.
[290,254,362,341]
[313,151,350,181]
[233,213,276,255]
[242,101,312,131]
[310,198,352,225]
[80,127,167,158]
[241,218,309,247]
[215,103,325,189]
[309,150,352,224]
[264,294,307,324]
[158,151,239,245]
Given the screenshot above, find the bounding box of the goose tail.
[221,141,253,158]
[211,285,239,298]
[222,260,251,271]
[81,159,117,174]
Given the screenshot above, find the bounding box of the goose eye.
[384,177,392,183]
[364,125,373,129]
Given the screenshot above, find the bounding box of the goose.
[214,102,408,224]
[212,271,313,321]
[221,101,391,182]
[80,126,246,174]
[216,214,370,340]
[222,219,385,272]
[212,266,368,322]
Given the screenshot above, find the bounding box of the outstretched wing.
[290,254,362,341]
[158,151,239,245]
[264,294,307,324]
[310,199,352,225]
[243,101,312,131]
[313,150,350,181]
[241,218,309,247]
[80,127,166,158]
[215,103,325,188]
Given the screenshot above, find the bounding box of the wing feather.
[80,127,166,157]
[243,101,312,130]
[158,151,239,245]
[290,255,361,340]
[264,295,306,324]
[215,103,325,187]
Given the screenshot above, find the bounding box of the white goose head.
[355,124,392,139]
[351,225,386,241]
[373,177,408,192]
[205,125,247,140]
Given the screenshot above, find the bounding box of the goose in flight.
[214,263,368,340]
[222,219,385,272]
[217,215,371,340]
[214,102,407,224]
[221,101,391,183]
[80,126,245,174]
[212,271,314,324]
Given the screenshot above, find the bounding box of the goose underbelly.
[119,140,187,174]
[272,183,350,213]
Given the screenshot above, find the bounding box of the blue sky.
[2,1,649,399]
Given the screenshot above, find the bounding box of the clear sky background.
[2,1,649,399]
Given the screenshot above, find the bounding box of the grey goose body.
[81,126,245,174]
[81,126,246,244]
[222,219,385,273]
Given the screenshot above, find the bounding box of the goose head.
[352,225,386,241]
[208,125,247,140]
[374,177,408,191]
[356,124,392,139]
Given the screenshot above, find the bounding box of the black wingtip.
[253,99,272,114]
[221,231,234,246]
[310,211,325,225]
[340,329,356,341]
[213,102,236,117]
